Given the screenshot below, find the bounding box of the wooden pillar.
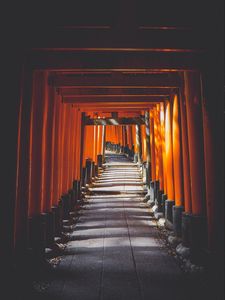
[172,94,184,207]
[179,88,192,213]
[28,71,49,216]
[160,103,167,194]
[135,124,142,163]
[145,110,151,182]
[150,110,156,181]
[201,71,223,254]
[70,107,77,184]
[165,101,174,200]
[102,125,106,160]
[153,105,163,189]
[184,72,206,216]
[52,94,61,206]
[80,112,86,177]
[42,83,55,212]
[14,67,33,258]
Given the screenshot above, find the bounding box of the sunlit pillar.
[172,94,184,236]
[150,110,156,181]
[145,111,151,185]
[165,101,174,199]
[155,105,164,190]
[135,124,142,163]
[160,104,166,192]
[164,101,175,228]
[102,125,106,160]
[75,109,82,181]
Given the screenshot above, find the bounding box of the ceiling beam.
[63,95,167,103]
[58,87,172,96]
[85,117,145,125]
[51,73,181,88]
[28,31,203,53]
[69,102,157,112]
[27,50,204,71]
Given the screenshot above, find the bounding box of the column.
[172,94,184,236]
[135,124,142,163]
[184,71,207,261]
[164,101,175,228]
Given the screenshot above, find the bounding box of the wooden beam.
[85,116,145,125]
[51,73,181,88]
[58,87,172,96]
[28,26,204,50]
[63,95,167,103]
[26,50,204,71]
[69,102,157,112]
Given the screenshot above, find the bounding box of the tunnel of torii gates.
[11,69,222,271]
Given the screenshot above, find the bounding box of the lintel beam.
[51,73,180,88]
[27,50,203,71]
[63,95,167,103]
[58,87,172,96]
[85,117,145,125]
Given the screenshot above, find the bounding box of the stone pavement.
[40,153,209,300]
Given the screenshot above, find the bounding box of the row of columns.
[14,70,85,266]
[141,72,219,266]
[11,69,223,273]
[102,72,222,267]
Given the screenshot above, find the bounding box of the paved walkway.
[41,153,205,300]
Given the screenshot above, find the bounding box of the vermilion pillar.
[154,108,159,181]
[164,100,175,228]
[150,110,156,181]
[165,101,174,200]
[172,94,184,206]
[155,105,164,190]
[171,94,184,236]
[28,71,48,216]
[52,93,61,206]
[141,125,146,162]
[160,103,167,194]
[201,70,223,273]
[74,109,82,181]
[179,89,192,213]
[14,67,33,256]
[102,125,106,160]
[135,124,142,163]
[184,72,206,216]
[183,71,207,258]
[42,84,55,212]
[144,111,151,164]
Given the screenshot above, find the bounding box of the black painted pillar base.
[133,153,138,163]
[85,159,92,185]
[172,205,184,237]
[189,215,208,264]
[181,212,191,247]
[161,194,167,216]
[97,154,103,167]
[149,181,154,202]
[153,190,164,219]
[181,212,208,265]
[165,200,175,230]
[91,161,95,179]
[153,180,160,203]
[94,164,98,178]
[45,211,55,247]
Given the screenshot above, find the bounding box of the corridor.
[3,1,223,299]
[38,153,206,300]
